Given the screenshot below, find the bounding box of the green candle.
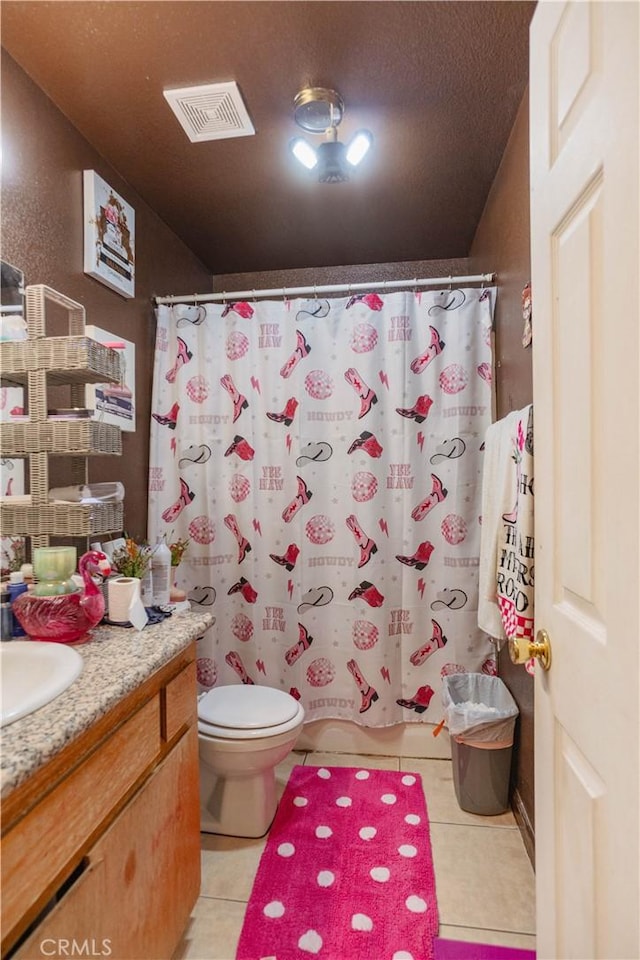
[33,547,78,595]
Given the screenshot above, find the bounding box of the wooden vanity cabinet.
[1,643,200,960]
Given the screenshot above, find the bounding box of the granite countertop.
[0,609,214,799]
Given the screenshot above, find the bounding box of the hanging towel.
[478,410,521,641]
[495,405,534,642]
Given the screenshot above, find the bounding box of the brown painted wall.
[214,259,471,296]
[470,91,535,858]
[1,52,212,538]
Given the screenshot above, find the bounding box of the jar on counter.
[7,572,28,637]
[1,582,12,640]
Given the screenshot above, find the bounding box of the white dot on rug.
[405,895,427,913]
[370,866,390,882]
[263,901,285,918]
[405,814,421,825]
[336,796,352,807]
[401,774,417,786]
[355,770,370,780]
[317,768,331,779]
[315,825,333,839]
[293,796,308,807]
[359,826,377,840]
[298,929,323,953]
[398,844,418,858]
[351,913,373,931]
[392,952,415,959]
[277,842,295,857]
[381,793,397,804]
[317,870,335,887]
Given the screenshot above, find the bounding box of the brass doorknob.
[508,629,552,671]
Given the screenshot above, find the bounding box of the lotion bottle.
[151,539,171,606]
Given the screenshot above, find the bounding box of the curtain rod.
[154,273,496,306]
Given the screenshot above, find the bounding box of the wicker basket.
[25,284,86,338]
[0,337,122,387]
[1,420,122,457]
[2,285,125,549]
[0,501,124,537]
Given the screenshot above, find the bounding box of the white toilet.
[198,684,305,838]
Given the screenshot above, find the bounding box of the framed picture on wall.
[85,326,136,432]
[83,170,135,298]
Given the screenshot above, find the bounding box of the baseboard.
[512,786,535,867]
[297,719,452,759]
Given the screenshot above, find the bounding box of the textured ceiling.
[1,1,535,275]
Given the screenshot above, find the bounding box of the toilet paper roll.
[108,576,141,623]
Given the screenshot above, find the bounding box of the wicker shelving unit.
[0,285,124,549]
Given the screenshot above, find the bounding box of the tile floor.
[173,750,536,960]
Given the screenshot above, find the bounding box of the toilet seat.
[198,685,304,740]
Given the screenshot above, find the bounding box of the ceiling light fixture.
[290,87,372,183]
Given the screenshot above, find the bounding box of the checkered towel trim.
[497,596,534,640]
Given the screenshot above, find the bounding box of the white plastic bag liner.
[442,673,519,744]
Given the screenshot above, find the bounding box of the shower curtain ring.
[222,291,227,304]
[448,276,453,290]
[313,285,318,299]
[252,289,257,302]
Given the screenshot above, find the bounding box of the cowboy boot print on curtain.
[347,658,379,713]
[345,367,378,418]
[220,374,249,422]
[285,623,314,665]
[410,325,445,374]
[165,336,193,383]
[224,514,252,563]
[347,431,384,457]
[269,543,300,571]
[411,474,448,521]
[345,514,378,567]
[280,330,311,378]
[282,476,312,522]
[409,619,448,665]
[162,477,195,523]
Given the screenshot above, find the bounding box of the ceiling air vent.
[163,82,255,142]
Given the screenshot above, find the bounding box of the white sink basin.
[1,640,84,727]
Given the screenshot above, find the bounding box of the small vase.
[169,565,186,603]
[33,546,79,596]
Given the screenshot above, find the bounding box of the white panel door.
[530,3,639,958]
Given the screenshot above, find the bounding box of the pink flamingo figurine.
[12,550,111,644]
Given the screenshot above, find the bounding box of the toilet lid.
[198,684,300,730]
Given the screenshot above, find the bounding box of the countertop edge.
[0,610,214,798]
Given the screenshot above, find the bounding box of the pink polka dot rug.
[236,764,439,960]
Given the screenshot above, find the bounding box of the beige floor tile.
[437,924,536,951]
[275,749,306,798]
[200,833,266,901]
[172,896,246,960]
[430,822,535,934]
[304,750,400,770]
[402,757,517,828]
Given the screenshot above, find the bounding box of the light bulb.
[346,131,373,167]
[290,138,318,170]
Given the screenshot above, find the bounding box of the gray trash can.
[442,673,519,816]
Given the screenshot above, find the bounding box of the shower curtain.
[149,288,496,726]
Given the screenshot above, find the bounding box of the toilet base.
[200,765,277,838]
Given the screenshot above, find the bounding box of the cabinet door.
[14,726,200,960]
